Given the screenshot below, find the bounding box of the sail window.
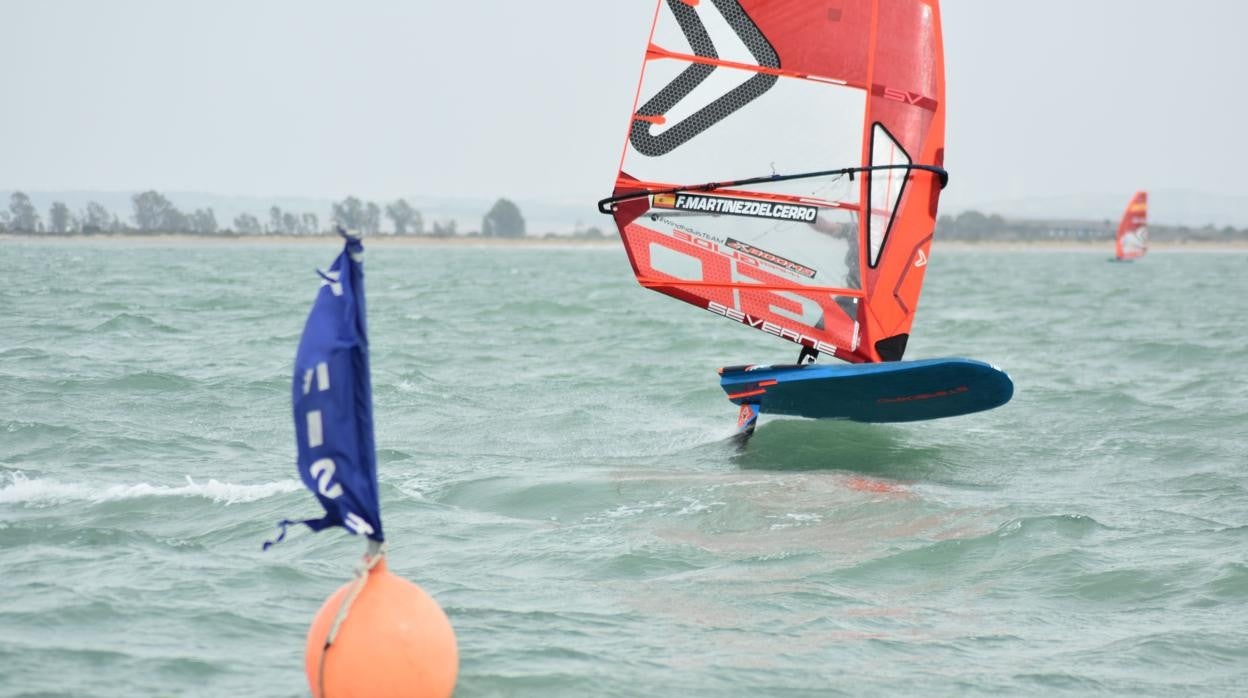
[867,123,911,267]
[649,241,704,281]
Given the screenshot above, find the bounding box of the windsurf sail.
[1115,191,1148,261]
[599,0,948,363]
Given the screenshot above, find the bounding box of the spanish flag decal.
[652,193,677,209]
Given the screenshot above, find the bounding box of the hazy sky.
[3,1,1246,212]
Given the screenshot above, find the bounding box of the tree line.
[936,210,1248,243]
[1,191,530,237]
[8,192,1245,243]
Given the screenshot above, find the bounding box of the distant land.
[3,188,1246,240]
[957,189,1248,229]
[1,190,596,237]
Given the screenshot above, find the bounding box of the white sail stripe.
[306,410,323,448]
[316,362,330,391]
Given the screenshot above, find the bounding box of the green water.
[2,239,1246,697]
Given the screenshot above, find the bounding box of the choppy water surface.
[2,238,1246,696]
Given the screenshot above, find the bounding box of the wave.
[0,472,301,506]
[0,347,50,360]
[94,370,198,392]
[89,312,181,334]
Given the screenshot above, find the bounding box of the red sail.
[1115,191,1148,261]
[603,0,946,363]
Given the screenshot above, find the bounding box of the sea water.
[2,238,1246,697]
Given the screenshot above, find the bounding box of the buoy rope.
[319,540,386,698]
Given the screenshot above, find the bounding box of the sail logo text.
[654,193,818,223]
[707,301,838,355]
[725,238,816,279]
[872,84,939,111]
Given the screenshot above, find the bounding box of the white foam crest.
[0,472,302,506]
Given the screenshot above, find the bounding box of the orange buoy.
[305,557,458,698]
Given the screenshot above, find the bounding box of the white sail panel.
[868,124,911,267]
[623,64,867,186]
[650,0,766,67]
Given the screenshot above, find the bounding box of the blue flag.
[265,230,383,549]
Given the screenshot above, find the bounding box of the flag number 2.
[310,458,344,498]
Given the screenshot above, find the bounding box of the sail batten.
[602,0,947,363]
[644,44,861,87]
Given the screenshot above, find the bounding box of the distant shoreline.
[0,232,620,248]
[2,233,1245,252]
[938,240,1248,251]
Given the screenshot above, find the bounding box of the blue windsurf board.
[720,358,1013,430]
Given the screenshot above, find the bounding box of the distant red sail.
[1115,191,1148,261]
[602,0,947,363]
